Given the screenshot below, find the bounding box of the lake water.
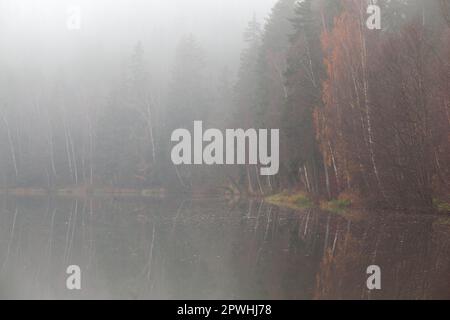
[0,196,449,300]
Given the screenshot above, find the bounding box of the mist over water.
[1,196,450,300]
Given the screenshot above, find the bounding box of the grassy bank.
[265,191,314,210]
[266,192,450,224]
[434,198,450,214]
[266,191,352,213]
[319,198,353,215]
[264,191,368,221]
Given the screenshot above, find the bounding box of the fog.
[1,0,450,301]
[0,0,277,83]
[0,0,280,190]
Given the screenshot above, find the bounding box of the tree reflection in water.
[0,196,448,299]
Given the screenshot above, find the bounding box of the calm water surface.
[0,196,449,299]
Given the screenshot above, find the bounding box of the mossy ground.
[433,198,450,229]
[320,198,352,213]
[265,191,314,210]
[266,191,351,212]
[265,191,363,221]
[433,198,450,214]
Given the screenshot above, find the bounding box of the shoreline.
[1,188,448,215]
[0,187,167,198]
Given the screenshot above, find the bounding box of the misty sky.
[0,0,278,85]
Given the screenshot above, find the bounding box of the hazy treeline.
[0,0,274,191]
[0,0,449,209]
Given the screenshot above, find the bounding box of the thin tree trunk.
[358,4,387,200]
[247,165,255,195]
[255,165,264,195]
[147,96,157,164]
[63,119,74,182]
[304,165,311,193]
[323,160,331,199]
[1,114,19,179]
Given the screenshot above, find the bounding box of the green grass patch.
[435,216,450,227]
[265,192,314,210]
[433,198,450,213]
[321,198,352,213]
